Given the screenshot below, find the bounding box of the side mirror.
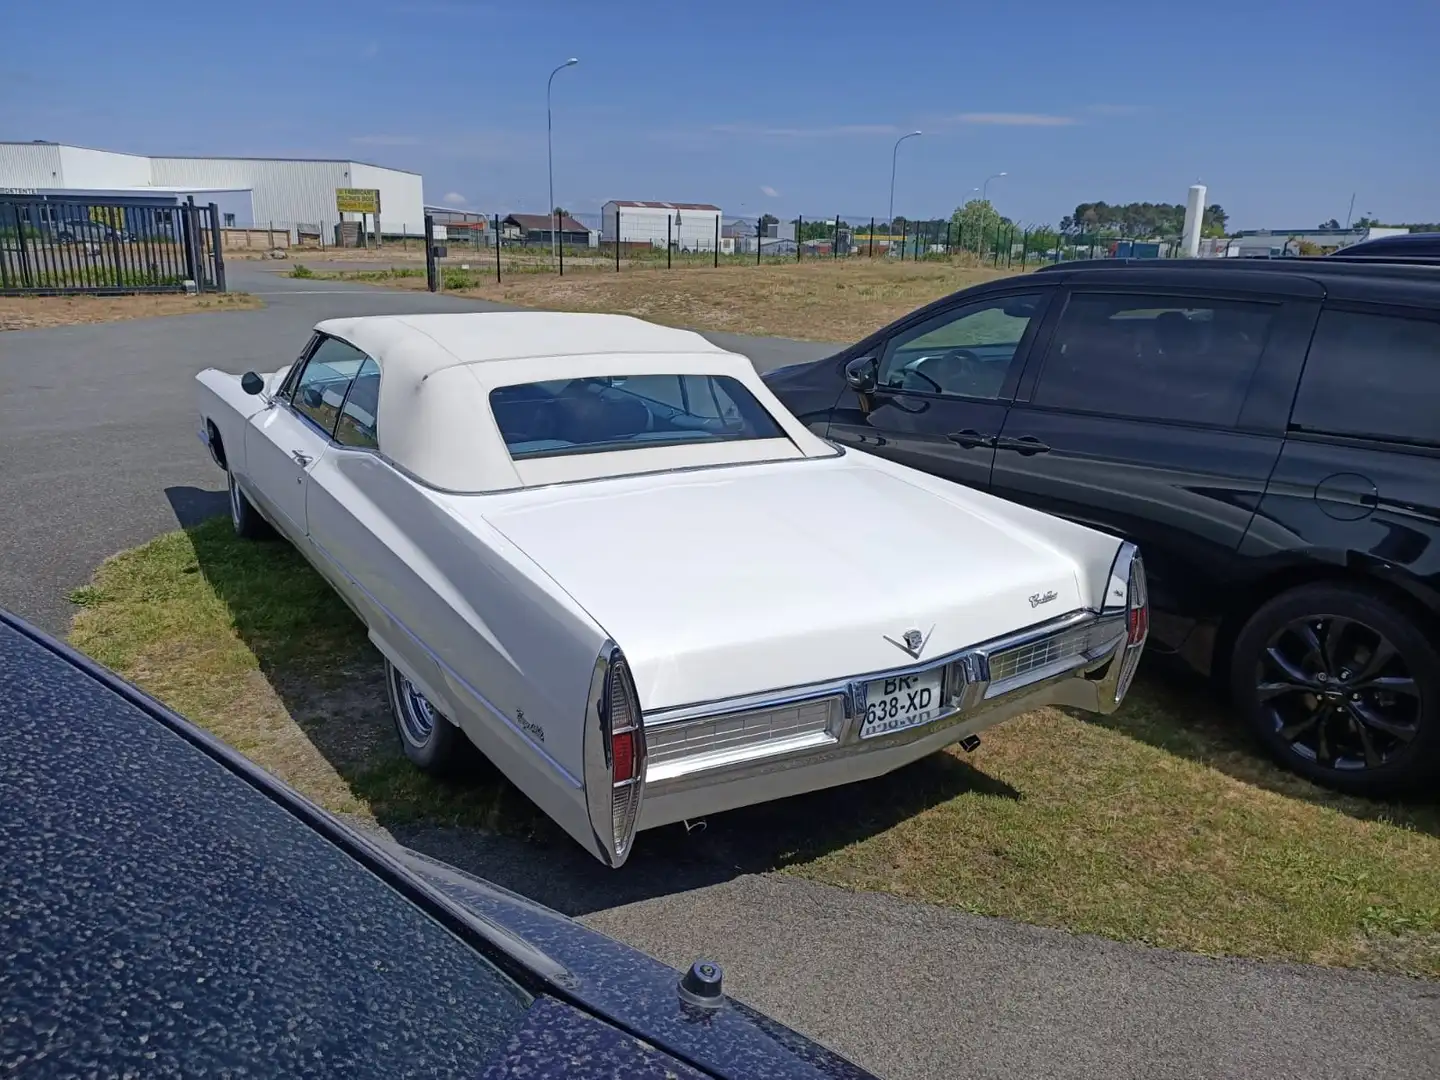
[241,371,265,396]
[844,355,878,394]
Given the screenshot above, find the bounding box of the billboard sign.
[336,188,381,214]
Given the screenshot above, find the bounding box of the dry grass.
[319,258,1027,342]
[0,292,262,331]
[67,519,1440,975]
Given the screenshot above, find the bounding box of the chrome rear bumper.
[637,606,1138,830]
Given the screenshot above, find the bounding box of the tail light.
[584,645,647,866]
[605,654,645,855]
[1116,550,1148,702]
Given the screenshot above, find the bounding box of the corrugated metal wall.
[348,162,425,235]
[0,143,64,188]
[58,146,151,187]
[150,158,350,234]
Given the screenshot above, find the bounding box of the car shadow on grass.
[1077,659,1440,839]
[171,487,1017,917]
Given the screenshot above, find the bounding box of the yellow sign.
[336,188,381,214]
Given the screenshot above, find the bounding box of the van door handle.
[291,450,313,466]
[995,435,1051,455]
[946,429,997,449]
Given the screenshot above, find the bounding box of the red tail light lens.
[1126,554,1149,646]
[604,653,646,861]
[611,729,635,783]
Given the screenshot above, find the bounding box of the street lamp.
[547,57,579,257]
[888,130,922,226]
[982,171,1007,204]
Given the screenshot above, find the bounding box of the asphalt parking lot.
[3,265,1436,1080]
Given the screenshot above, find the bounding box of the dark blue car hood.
[388,846,874,1080]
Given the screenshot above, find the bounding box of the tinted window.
[1033,292,1276,425]
[878,292,1045,399]
[490,374,786,460]
[291,337,368,436]
[1291,309,1440,446]
[335,356,380,448]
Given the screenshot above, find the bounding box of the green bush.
[289,263,314,279]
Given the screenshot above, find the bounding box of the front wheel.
[227,471,273,539]
[385,660,478,776]
[1230,582,1439,797]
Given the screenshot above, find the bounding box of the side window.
[877,292,1046,399]
[335,357,381,449]
[291,337,368,437]
[1032,292,1277,425]
[1291,309,1440,446]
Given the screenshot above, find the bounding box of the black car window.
[877,292,1046,399]
[1032,292,1277,425]
[290,336,369,437]
[335,356,381,449]
[489,374,786,460]
[1291,308,1440,447]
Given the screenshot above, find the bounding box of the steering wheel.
[911,348,985,393]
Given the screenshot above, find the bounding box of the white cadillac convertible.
[196,312,1148,866]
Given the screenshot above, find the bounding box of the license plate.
[858,670,946,739]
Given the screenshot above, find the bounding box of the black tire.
[1230,582,1440,797]
[385,660,478,776]
[227,470,274,540]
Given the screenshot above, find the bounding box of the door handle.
[290,450,313,466]
[996,436,1051,455]
[946,429,997,449]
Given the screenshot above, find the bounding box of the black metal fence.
[0,197,227,295]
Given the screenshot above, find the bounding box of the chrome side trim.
[582,644,618,866]
[305,536,582,790]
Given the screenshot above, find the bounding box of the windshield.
[490,374,787,459]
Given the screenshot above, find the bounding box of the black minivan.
[764,259,1440,797]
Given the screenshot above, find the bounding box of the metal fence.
[1,197,226,295]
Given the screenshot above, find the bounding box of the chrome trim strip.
[646,609,1100,725]
[582,645,618,866]
[305,536,582,790]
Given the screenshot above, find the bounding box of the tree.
[1353,215,1381,229]
[758,213,778,227]
[1318,218,1341,230]
[552,206,570,217]
[950,199,1003,251]
[1067,199,1231,238]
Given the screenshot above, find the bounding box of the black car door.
[824,287,1054,491]
[991,284,1318,652]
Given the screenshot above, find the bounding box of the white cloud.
[760,185,779,198]
[948,112,1076,126]
[350,134,423,146]
[441,192,468,206]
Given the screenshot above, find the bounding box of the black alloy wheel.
[1232,583,1439,796]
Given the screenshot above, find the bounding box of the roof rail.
[1031,256,1440,279]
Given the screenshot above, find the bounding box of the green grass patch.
[67,519,1440,974]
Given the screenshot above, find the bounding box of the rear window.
[1291,309,1440,446]
[490,374,787,459]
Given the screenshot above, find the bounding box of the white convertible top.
[311,312,833,492]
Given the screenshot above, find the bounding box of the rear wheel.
[1230,582,1439,796]
[385,660,478,776]
[227,470,273,540]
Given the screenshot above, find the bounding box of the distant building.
[500,213,592,247]
[0,141,425,237]
[600,201,723,250]
[1223,226,1408,257]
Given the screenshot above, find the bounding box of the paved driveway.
[2,268,1435,1080]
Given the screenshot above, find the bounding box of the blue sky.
[6,0,1435,228]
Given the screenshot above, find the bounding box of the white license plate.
[858,670,946,739]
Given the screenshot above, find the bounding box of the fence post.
[12,203,31,288]
[869,217,875,258]
[899,218,907,262]
[833,214,840,258]
[796,215,803,262]
[208,203,227,292]
[424,214,437,292]
[667,213,672,269]
[615,208,621,272]
[559,220,565,276]
[714,215,719,267]
[945,221,952,256]
[494,214,502,282]
[403,227,408,252]
[756,218,761,266]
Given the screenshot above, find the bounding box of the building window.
[223,213,236,227]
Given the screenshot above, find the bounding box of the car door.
[824,288,1053,491]
[244,335,363,543]
[992,285,1315,652]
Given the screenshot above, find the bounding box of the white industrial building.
[600,200,723,250]
[0,141,425,237]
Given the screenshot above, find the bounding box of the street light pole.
[547,57,579,259]
[888,130,922,229]
[982,171,1008,205]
